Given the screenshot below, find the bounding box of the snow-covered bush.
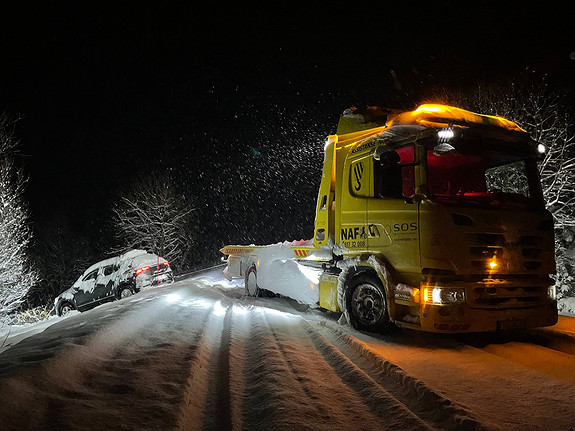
[0,114,38,326]
[13,305,52,325]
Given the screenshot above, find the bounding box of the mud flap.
[223,255,243,280]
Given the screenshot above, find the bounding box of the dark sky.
[0,2,573,245]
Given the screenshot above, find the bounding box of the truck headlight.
[547,285,556,300]
[422,287,466,305]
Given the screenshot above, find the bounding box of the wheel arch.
[337,255,398,324]
[242,255,259,277]
[116,282,135,299]
[244,262,260,297]
[57,299,76,316]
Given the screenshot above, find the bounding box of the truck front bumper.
[414,301,558,333]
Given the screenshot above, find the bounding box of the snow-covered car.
[54,250,174,316]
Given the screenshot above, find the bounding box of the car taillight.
[135,265,150,275]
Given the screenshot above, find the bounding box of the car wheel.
[58,302,75,316]
[345,272,391,333]
[245,265,260,297]
[118,285,134,299]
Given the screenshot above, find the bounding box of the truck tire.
[245,265,260,297]
[344,272,391,333]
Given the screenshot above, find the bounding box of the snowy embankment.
[0,315,64,355]
[1,269,575,430]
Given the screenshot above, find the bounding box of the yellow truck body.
[222,104,558,333]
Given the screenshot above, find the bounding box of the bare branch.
[112,172,197,271]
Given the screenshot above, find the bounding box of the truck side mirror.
[374,147,401,168]
[375,145,417,167]
[433,142,456,156]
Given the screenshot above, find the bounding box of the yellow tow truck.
[221,104,558,333]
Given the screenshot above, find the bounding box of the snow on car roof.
[119,249,148,260]
[83,256,120,276]
[130,253,167,268]
[79,250,148,278]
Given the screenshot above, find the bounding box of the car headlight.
[422,287,466,305]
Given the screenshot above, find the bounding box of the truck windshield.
[426,148,543,209]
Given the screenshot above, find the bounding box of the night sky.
[1,2,573,262]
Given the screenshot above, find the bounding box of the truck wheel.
[245,265,260,297]
[345,272,391,332]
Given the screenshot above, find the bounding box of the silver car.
[54,250,174,316]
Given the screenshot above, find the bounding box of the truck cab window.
[374,145,415,199]
[427,148,542,209]
[485,160,530,197]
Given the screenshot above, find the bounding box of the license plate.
[497,319,526,330]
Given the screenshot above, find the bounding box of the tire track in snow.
[237,308,298,430]
[237,307,372,430]
[293,319,439,431]
[175,301,229,431]
[245,309,433,430]
[228,305,253,431]
[307,320,489,431]
[468,339,575,384]
[260,312,324,418]
[212,305,233,431]
[0,295,216,431]
[176,301,253,431]
[2,281,548,431]
[461,332,575,385]
[74,300,217,430]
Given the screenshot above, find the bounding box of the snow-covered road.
[1,269,575,431]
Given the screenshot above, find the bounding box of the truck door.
[367,145,420,274]
[339,153,370,254]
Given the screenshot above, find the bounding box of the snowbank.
[558,297,575,317]
[0,314,67,354]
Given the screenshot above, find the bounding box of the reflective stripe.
[293,249,309,257]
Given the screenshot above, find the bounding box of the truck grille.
[469,284,546,308]
[466,233,545,273]
[443,211,554,310]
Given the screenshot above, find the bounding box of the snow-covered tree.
[112,172,196,271]
[435,75,575,296]
[0,114,38,324]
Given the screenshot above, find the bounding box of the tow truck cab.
[316,104,557,332]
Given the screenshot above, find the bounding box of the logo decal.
[353,162,364,191]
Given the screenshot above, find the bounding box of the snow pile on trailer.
[257,247,320,305]
[223,239,335,307]
[253,240,330,306]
